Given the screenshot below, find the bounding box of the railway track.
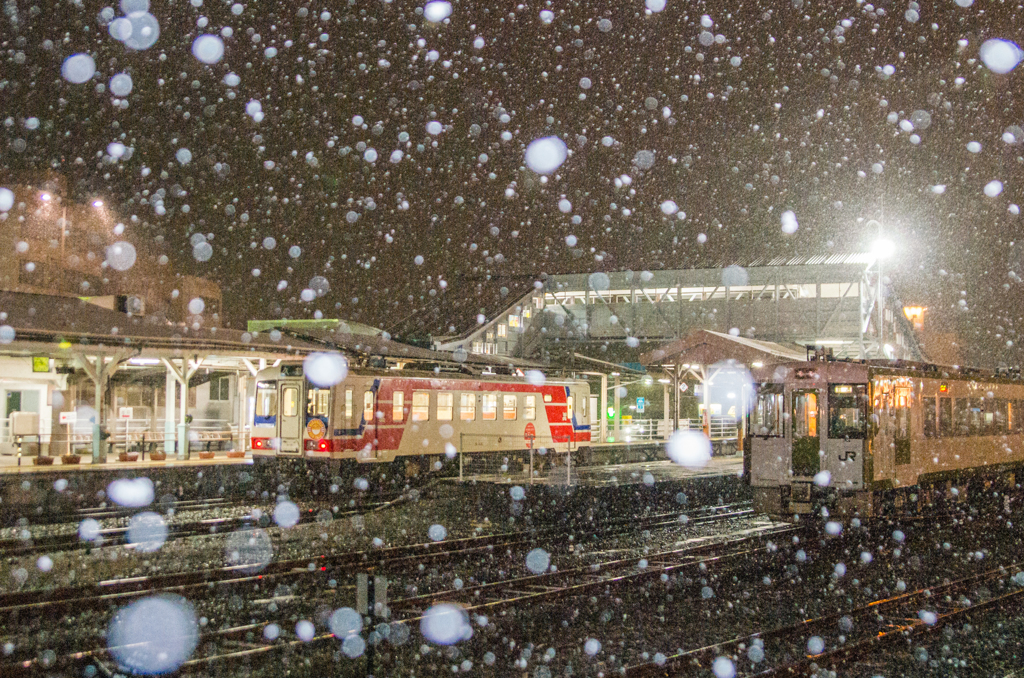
[624,559,1024,677]
[0,502,761,675]
[0,496,405,558]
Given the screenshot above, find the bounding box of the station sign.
[32,356,50,373]
[636,397,645,413]
[59,411,76,424]
[119,407,133,419]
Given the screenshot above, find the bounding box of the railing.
[458,434,574,485]
[676,416,739,441]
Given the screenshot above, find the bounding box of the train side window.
[437,392,454,421]
[923,397,937,438]
[955,398,970,436]
[460,393,476,420]
[969,397,984,436]
[283,387,299,417]
[482,394,497,420]
[939,398,953,436]
[363,391,375,422]
[524,395,536,420]
[567,396,574,422]
[393,391,405,422]
[412,391,430,421]
[580,395,587,419]
[345,388,353,419]
[503,394,517,420]
[995,399,1009,434]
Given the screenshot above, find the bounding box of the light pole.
[871,234,895,358]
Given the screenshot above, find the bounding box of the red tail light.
[318,439,330,451]
[304,438,333,451]
[251,437,268,450]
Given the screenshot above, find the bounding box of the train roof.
[253,363,587,386]
[757,358,1024,385]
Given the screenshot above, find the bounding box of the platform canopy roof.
[641,329,807,368]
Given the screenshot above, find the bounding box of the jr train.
[248,363,596,466]
[746,359,1024,519]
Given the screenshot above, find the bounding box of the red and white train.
[249,363,597,464]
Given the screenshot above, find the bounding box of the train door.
[822,384,867,489]
[747,384,788,485]
[791,388,821,478]
[278,380,302,453]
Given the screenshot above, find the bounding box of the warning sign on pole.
[524,422,536,449]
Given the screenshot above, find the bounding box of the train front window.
[306,388,330,417]
[828,384,868,439]
[255,383,277,418]
[752,384,784,437]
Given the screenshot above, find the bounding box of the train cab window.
[828,384,867,439]
[393,392,405,422]
[503,394,517,420]
[282,387,299,417]
[307,388,330,417]
[482,394,497,420]
[566,395,574,422]
[255,383,278,418]
[363,391,375,422]
[412,392,430,421]
[752,385,784,437]
[345,388,353,419]
[923,397,937,438]
[524,395,537,420]
[460,393,476,420]
[939,398,953,436]
[437,393,454,421]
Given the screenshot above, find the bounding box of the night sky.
[1,0,1022,364]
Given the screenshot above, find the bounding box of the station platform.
[0,449,252,474]
[457,455,743,486]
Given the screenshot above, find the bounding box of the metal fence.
[458,434,575,485]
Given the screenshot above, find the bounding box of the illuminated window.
[307,388,330,416]
[393,391,405,422]
[283,387,299,417]
[508,315,521,328]
[437,392,454,421]
[412,391,430,421]
[345,388,353,419]
[460,393,476,420]
[482,394,497,420]
[567,395,574,422]
[363,391,374,422]
[503,394,517,420]
[525,395,536,420]
[497,324,507,338]
[256,383,277,417]
[472,341,484,354]
[543,393,552,403]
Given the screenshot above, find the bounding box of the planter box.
[198,450,216,460]
[118,452,140,462]
[61,454,82,465]
[149,452,167,461]
[33,456,55,465]
[226,450,247,459]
